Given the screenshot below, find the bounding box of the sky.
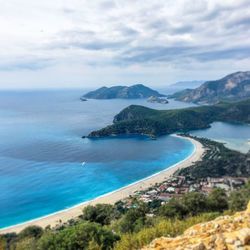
[0,0,250,89]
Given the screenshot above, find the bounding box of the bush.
[114,213,219,250]
[15,237,37,250]
[158,189,235,219]
[158,198,187,219]
[37,221,119,250]
[182,192,208,216]
[228,191,246,211]
[82,204,120,225]
[229,181,250,211]
[159,192,209,218]
[116,202,149,233]
[1,233,17,250]
[18,225,43,240]
[208,188,228,212]
[0,236,7,250]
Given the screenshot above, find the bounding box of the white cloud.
[0,0,249,88]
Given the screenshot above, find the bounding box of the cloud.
[0,0,249,88]
[99,0,116,10]
[118,45,195,64]
[0,57,53,71]
[193,46,250,61]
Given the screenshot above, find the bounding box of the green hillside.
[88,99,250,138]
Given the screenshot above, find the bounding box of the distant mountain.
[157,81,204,95]
[168,80,204,90]
[167,89,193,99]
[169,71,250,104]
[82,84,166,99]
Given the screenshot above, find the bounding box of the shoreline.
[0,135,205,234]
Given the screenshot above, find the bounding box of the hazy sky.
[0,0,250,89]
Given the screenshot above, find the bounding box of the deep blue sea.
[0,90,249,229]
[0,90,196,229]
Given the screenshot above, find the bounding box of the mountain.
[155,81,204,96]
[82,84,166,99]
[167,88,193,99]
[168,80,204,90]
[87,98,250,138]
[169,71,250,104]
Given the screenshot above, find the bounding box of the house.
[166,187,175,193]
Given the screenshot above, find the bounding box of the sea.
[0,89,249,228]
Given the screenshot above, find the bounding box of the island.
[87,98,250,138]
[168,71,250,104]
[147,96,169,104]
[81,84,166,99]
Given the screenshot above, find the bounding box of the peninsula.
[87,98,250,138]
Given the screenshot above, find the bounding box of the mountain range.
[169,71,250,104]
[169,80,204,89]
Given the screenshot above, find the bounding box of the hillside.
[82,84,165,99]
[169,71,250,104]
[87,98,250,138]
[143,201,250,250]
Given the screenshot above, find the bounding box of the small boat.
[82,162,86,166]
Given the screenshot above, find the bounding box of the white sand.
[0,135,205,234]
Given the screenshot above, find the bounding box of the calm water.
[0,90,196,228]
[191,122,250,153]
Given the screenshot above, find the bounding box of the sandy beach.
[0,135,205,234]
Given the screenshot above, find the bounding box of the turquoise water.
[1,90,248,229]
[0,90,195,229]
[191,122,250,153]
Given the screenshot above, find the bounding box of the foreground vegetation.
[88,98,250,138]
[1,182,249,250]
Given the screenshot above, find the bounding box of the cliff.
[142,201,250,250]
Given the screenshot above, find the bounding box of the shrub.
[18,226,43,240]
[208,188,228,212]
[37,221,119,250]
[82,204,120,226]
[114,213,219,250]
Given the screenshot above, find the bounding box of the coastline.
[0,135,205,234]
